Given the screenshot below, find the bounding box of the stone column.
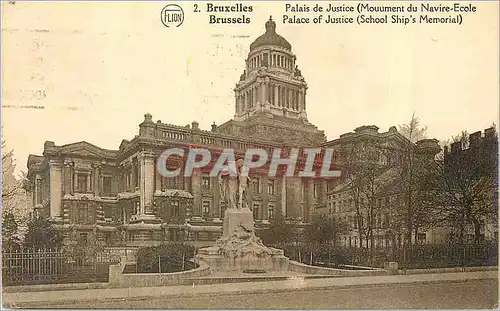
[280,175,286,217]
[286,177,301,220]
[155,159,162,192]
[303,89,307,111]
[321,180,327,205]
[34,174,41,205]
[73,172,78,193]
[263,77,270,106]
[139,151,156,215]
[63,163,70,195]
[87,171,92,193]
[49,160,63,219]
[214,176,221,219]
[276,85,280,107]
[94,163,101,197]
[235,91,240,115]
[191,169,201,216]
[256,77,263,107]
[305,179,314,223]
[253,87,257,108]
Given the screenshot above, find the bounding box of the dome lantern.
[249,16,291,51]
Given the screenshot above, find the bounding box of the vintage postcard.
[1,1,498,309]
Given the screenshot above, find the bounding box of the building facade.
[29,17,488,250]
[26,18,331,248]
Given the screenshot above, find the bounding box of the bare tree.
[398,113,428,143]
[2,140,20,206]
[432,128,498,243]
[340,141,389,262]
[395,114,438,247]
[2,138,30,242]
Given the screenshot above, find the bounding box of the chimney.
[44,141,55,150]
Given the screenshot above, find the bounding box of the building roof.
[249,16,291,51]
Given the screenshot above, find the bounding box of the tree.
[258,213,297,246]
[395,114,439,246]
[2,139,19,204]
[24,217,63,249]
[340,140,390,261]
[398,114,428,143]
[2,138,30,240]
[2,212,21,251]
[304,214,348,247]
[432,127,498,243]
[136,243,195,273]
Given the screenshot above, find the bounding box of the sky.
[2,1,498,175]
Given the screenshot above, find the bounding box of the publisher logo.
[161,4,184,28]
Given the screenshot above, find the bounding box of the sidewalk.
[3,271,497,308]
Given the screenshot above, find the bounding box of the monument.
[196,158,289,272]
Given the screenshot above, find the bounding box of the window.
[76,174,88,192]
[79,232,88,243]
[126,174,131,191]
[252,178,260,193]
[73,202,93,225]
[267,179,275,195]
[102,176,112,195]
[383,213,390,228]
[202,200,211,216]
[332,202,336,213]
[163,175,185,190]
[253,203,260,220]
[132,160,139,190]
[171,201,179,217]
[267,204,274,220]
[202,175,211,190]
[313,183,318,198]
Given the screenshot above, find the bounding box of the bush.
[136,243,195,273]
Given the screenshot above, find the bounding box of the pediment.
[60,142,117,159]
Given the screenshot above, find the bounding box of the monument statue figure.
[198,155,289,271]
[218,158,250,210]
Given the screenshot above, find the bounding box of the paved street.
[15,279,498,309]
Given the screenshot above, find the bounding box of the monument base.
[197,208,289,272]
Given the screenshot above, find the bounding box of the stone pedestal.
[384,262,399,275]
[197,208,289,272]
[222,208,253,238]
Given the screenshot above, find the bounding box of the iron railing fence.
[270,242,498,269]
[2,248,121,286]
[396,242,498,269]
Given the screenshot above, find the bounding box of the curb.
[5,275,497,307]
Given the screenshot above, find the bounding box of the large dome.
[249,17,291,51]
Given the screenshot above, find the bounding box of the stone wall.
[288,261,387,277]
[108,260,211,288]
